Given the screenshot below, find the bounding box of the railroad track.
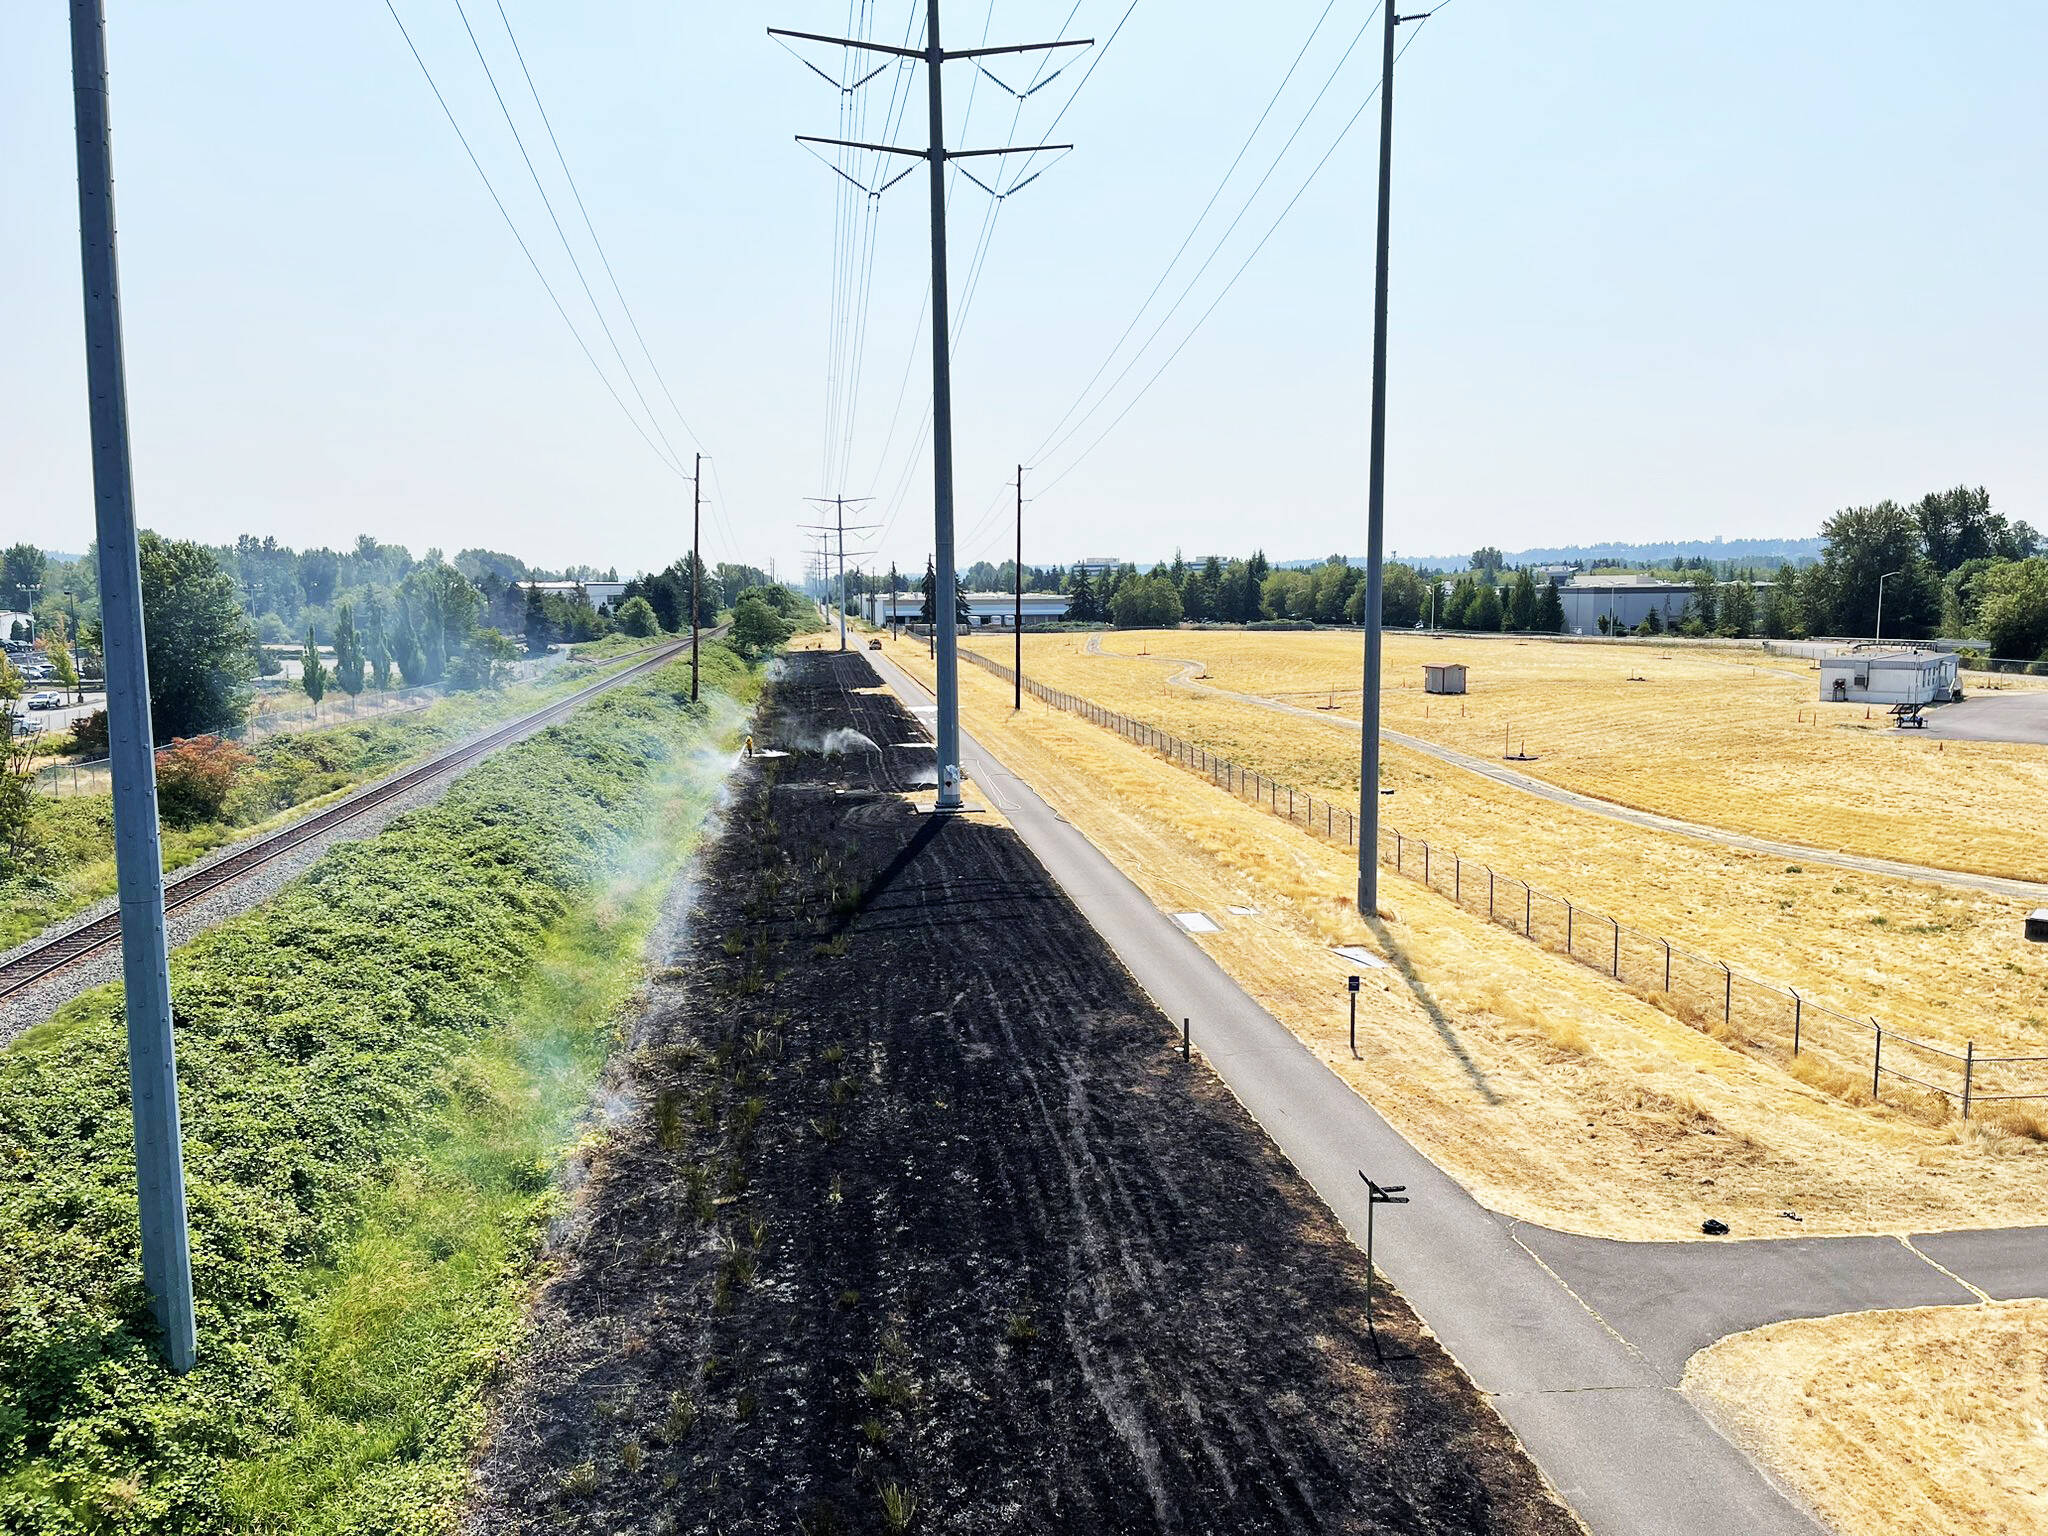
[0,632,723,1002]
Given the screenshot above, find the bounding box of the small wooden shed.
[1423,662,1468,696]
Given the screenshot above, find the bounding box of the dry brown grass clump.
[1685,1302,2048,1536]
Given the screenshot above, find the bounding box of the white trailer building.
[1819,649,1959,706]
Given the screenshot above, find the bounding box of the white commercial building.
[518,579,628,611]
[1819,649,1959,705]
[863,590,1070,628]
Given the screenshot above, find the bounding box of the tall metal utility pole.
[690,452,703,702]
[803,496,877,652]
[69,0,196,1371]
[1357,5,1432,920]
[770,6,1089,809]
[1013,464,1027,710]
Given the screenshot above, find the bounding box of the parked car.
[27,692,64,710]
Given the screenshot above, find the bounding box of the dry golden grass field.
[954,631,2048,1071]
[1685,1302,2048,1536]
[879,632,2048,1238]
[1075,629,2048,882]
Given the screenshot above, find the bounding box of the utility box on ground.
[1423,663,1468,696]
[2028,909,2048,943]
[1819,649,1958,706]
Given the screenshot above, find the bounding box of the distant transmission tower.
[770,3,1090,810]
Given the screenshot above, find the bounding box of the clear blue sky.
[5,2,2044,583]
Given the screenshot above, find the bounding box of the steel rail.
[0,633,725,1001]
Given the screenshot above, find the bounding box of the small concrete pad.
[1172,911,1221,934]
[1333,945,1389,969]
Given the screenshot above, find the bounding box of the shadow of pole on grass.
[1363,915,1503,1106]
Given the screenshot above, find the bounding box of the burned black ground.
[467,651,1578,1536]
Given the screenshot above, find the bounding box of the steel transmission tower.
[1357,6,1433,919]
[802,496,878,651]
[770,5,1089,810]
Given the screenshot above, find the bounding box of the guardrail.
[956,645,2045,1120]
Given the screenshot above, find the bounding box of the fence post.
[1724,964,1733,1024]
[1612,917,1620,978]
[1488,868,1495,917]
[1565,900,1573,955]
[1962,1040,1974,1120]
[1871,1023,1882,1101]
[1662,938,1672,992]
[1454,857,1461,905]
[1395,831,1402,871]
[1525,886,1532,935]
[1791,988,1802,1056]
[1424,843,1431,887]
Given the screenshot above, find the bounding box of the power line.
[870,0,1139,557]
[381,0,689,481]
[1033,2,1383,472]
[1024,0,1343,466]
[489,0,707,455]
[1035,7,1449,501]
[450,0,693,477]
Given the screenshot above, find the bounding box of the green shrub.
[0,646,753,1532]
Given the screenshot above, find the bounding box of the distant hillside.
[1279,537,1824,572]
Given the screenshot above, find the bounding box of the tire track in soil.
[468,652,1581,1536]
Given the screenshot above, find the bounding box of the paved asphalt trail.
[1068,636,2048,904]
[868,647,2048,1536]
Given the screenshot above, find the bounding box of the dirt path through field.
[467,652,1577,1536]
[1080,634,2048,903]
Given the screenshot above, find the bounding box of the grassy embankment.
[962,631,2048,1064]
[0,647,754,1534]
[881,630,2048,1237]
[1,647,675,954]
[1684,1302,2048,1536]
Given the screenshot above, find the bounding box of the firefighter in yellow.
[744,732,755,759]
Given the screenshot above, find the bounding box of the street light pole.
[1875,568,1903,646]
[69,0,196,1372]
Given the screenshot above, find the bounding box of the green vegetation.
[0,647,756,1534]
[0,650,671,952]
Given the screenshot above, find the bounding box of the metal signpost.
[1358,1174,1409,1360]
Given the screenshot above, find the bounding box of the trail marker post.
[1359,1174,1409,1360]
[1349,973,1361,1057]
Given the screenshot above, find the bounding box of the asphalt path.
[1920,687,2048,745]
[1077,638,2048,904]
[867,646,2048,1536]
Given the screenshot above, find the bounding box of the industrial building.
[517,578,629,611]
[1558,573,1693,636]
[1819,649,1960,706]
[862,590,1071,628]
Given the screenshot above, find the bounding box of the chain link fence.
[959,646,2047,1119]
